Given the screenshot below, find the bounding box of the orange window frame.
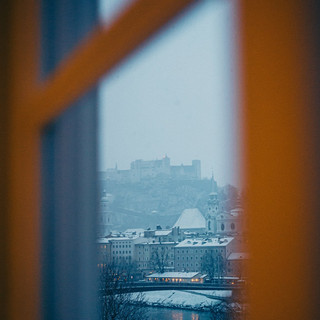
[4,0,320,320]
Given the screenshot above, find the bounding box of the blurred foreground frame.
[1,0,320,320]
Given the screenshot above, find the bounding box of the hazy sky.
[98,0,241,187]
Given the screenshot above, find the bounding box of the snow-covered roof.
[137,241,176,246]
[155,230,171,236]
[173,208,206,230]
[150,241,175,245]
[109,237,135,241]
[96,238,109,244]
[175,237,234,248]
[146,272,200,279]
[227,252,249,260]
[124,228,145,236]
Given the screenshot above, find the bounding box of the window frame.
[5,0,197,319]
[3,0,320,320]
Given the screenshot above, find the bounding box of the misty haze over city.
[97,1,247,319]
[98,0,241,188]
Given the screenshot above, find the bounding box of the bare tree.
[99,261,147,320]
[216,252,226,278]
[209,290,247,320]
[209,300,246,320]
[201,252,226,279]
[201,251,216,279]
[150,246,169,273]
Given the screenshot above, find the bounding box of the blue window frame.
[41,1,99,319]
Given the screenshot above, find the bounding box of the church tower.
[98,190,113,237]
[206,173,219,233]
[206,192,219,232]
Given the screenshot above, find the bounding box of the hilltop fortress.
[100,155,201,183]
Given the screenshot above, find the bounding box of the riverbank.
[131,290,231,312]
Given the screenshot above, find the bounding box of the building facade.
[96,238,111,267]
[135,241,176,274]
[226,252,249,278]
[174,237,234,273]
[109,236,144,264]
[146,272,205,283]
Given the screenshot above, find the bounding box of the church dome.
[230,207,243,217]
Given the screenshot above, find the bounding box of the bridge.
[100,282,245,302]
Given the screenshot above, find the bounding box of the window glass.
[97,0,245,318]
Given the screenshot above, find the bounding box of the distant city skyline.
[98,0,241,187]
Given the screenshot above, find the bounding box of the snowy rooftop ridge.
[124,228,145,236]
[173,208,206,230]
[108,236,138,241]
[137,241,176,245]
[155,230,171,236]
[146,272,201,279]
[175,237,234,248]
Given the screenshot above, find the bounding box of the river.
[145,306,211,320]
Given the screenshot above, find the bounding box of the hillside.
[99,177,239,231]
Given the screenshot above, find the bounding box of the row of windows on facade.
[208,222,236,231]
[138,254,174,261]
[112,256,132,260]
[176,248,224,254]
[176,263,200,268]
[112,244,132,248]
[137,252,224,262]
[113,250,132,254]
[140,251,225,259]
[138,249,174,254]
[177,256,201,261]
[100,216,110,223]
[222,223,235,231]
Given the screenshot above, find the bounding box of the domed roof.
[230,207,243,217]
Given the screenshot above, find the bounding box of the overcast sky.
[98,0,241,187]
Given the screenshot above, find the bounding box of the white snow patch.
[175,237,234,248]
[155,230,171,236]
[187,290,232,297]
[131,290,225,309]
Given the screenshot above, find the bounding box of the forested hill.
[100,178,211,216]
[99,177,239,231]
